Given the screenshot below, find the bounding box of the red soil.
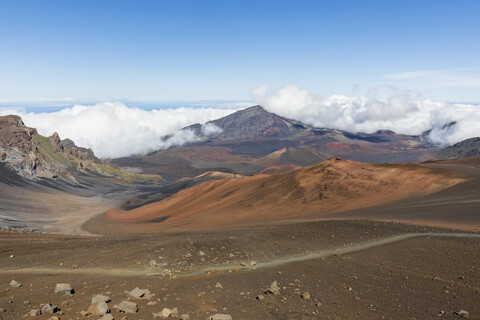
[106,158,462,232]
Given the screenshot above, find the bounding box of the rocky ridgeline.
[0,115,100,181]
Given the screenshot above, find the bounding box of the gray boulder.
[118,300,138,314]
[55,283,74,295]
[9,280,22,288]
[87,301,110,316]
[129,287,152,299]
[92,294,111,304]
[41,303,58,314]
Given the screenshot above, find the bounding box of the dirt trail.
[1,232,478,278]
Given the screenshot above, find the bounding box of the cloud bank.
[2,85,479,159]
[252,84,480,146]
[0,102,237,158]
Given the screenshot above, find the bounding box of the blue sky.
[0,0,479,104]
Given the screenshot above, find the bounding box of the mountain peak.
[0,114,25,128]
[181,105,311,142]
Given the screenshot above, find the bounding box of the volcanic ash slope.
[106,158,463,232]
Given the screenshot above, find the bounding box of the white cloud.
[0,102,238,158]
[251,84,480,146]
[201,123,223,136]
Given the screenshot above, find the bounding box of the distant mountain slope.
[434,137,480,160]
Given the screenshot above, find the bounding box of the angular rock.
[301,291,311,300]
[180,314,190,320]
[161,308,171,317]
[29,308,41,316]
[9,280,22,288]
[256,295,265,301]
[55,283,74,295]
[118,301,137,314]
[208,314,232,320]
[100,314,114,320]
[92,294,111,304]
[215,282,223,289]
[265,280,280,295]
[87,301,110,316]
[41,303,58,314]
[128,287,152,299]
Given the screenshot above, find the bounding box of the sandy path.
[2,232,478,278]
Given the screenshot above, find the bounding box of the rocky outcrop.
[62,138,100,162]
[0,114,101,181]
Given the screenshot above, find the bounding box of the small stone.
[198,251,205,256]
[256,295,265,301]
[171,308,178,316]
[118,301,138,314]
[55,283,74,295]
[100,314,114,320]
[41,303,58,314]
[29,308,41,316]
[148,260,158,268]
[458,310,470,318]
[9,280,22,288]
[316,302,322,307]
[48,316,60,320]
[215,282,223,289]
[180,314,190,320]
[250,261,256,266]
[208,314,232,320]
[240,262,246,267]
[161,308,171,317]
[301,292,311,300]
[265,281,280,295]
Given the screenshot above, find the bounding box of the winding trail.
[1,232,479,278]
